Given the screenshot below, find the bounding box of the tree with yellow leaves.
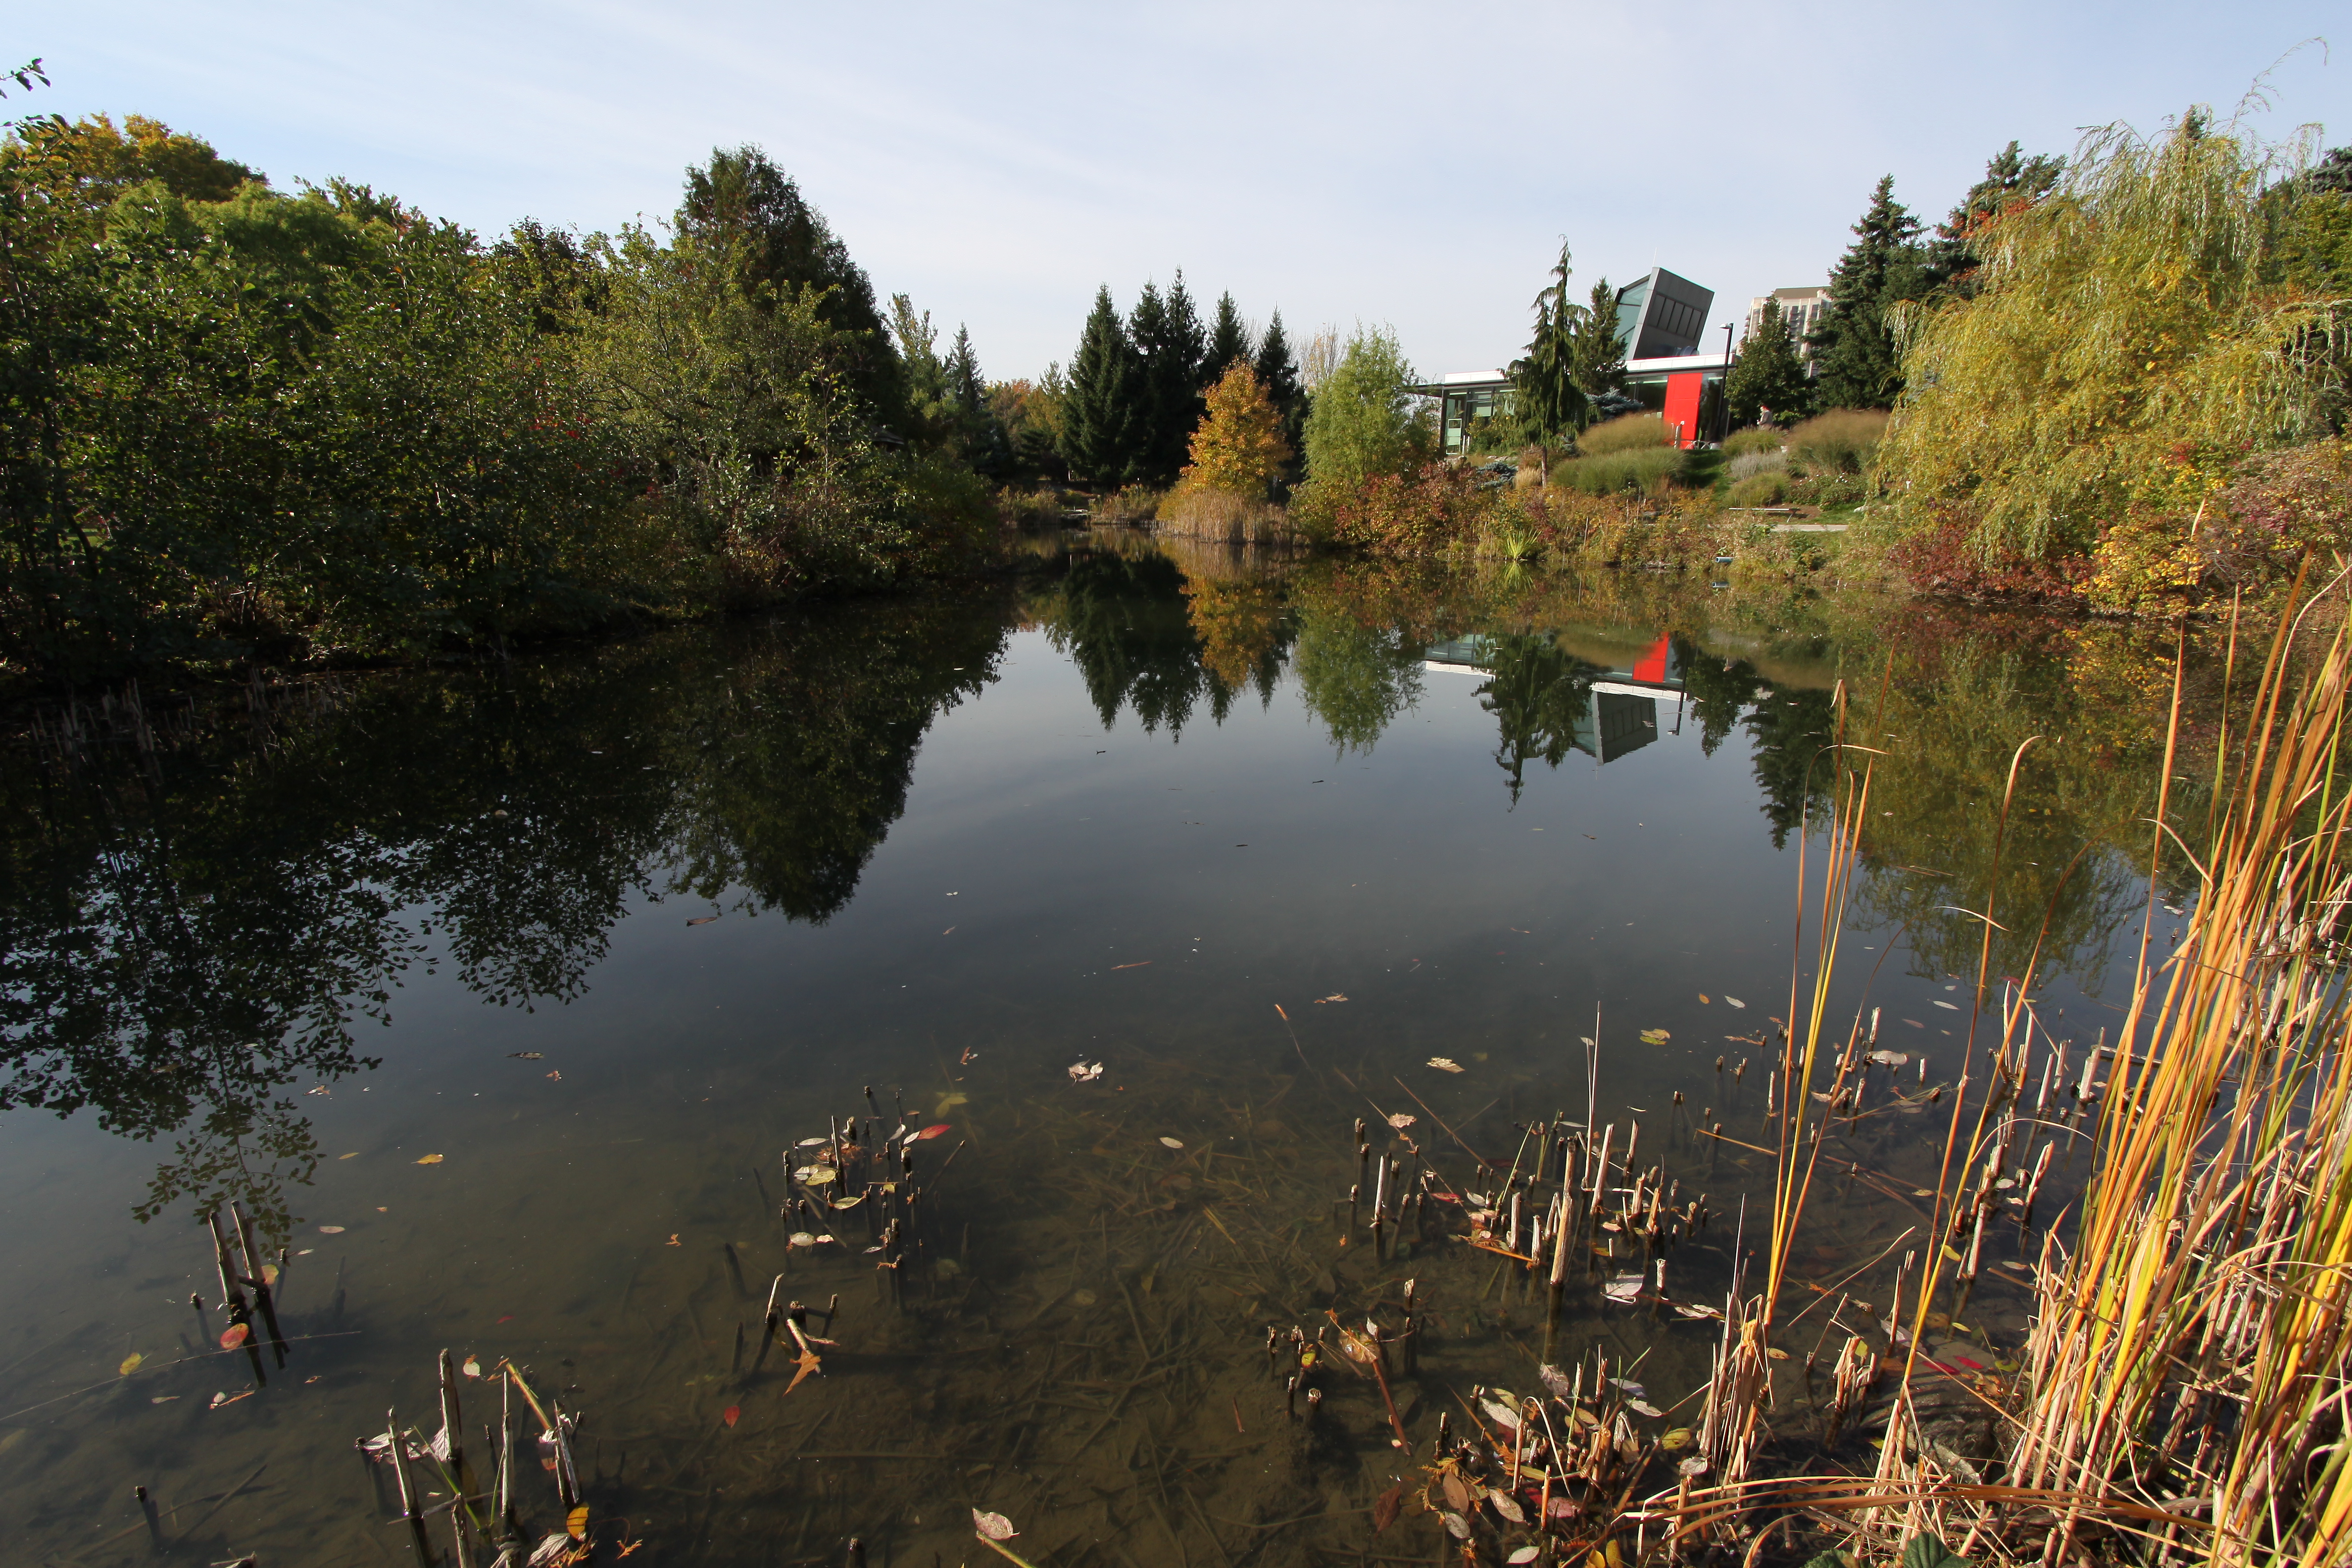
[1180,361,1292,497]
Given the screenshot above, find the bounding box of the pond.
[0,535,2210,1567]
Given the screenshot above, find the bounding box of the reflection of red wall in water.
[1632,633,1670,684]
[1663,372,1704,448]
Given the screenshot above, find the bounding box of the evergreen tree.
[1724,298,1811,428]
[1807,175,1930,409]
[942,325,1010,475]
[1130,272,1207,482]
[1253,310,1306,465]
[1931,141,2064,294]
[1206,291,1251,378]
[1568,278,1626,398]
[1064,286,1140,485]
[1508,243,1590,449]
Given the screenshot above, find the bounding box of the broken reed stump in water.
[228,1202,289,1367]
[203,1209,267,1386]
[386,1407,440,1567]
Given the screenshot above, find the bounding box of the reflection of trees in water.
[0,597,1011,1241]
[1292,604,1424,754]
[1475,634,1602,804]
[1038,549,1291,736]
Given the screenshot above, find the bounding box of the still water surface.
[0,539,2198,1565]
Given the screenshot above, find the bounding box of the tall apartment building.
[1745,286,1832,356]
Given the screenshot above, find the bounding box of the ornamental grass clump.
[1573,411,1668,455]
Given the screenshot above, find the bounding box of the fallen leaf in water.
[305,1085,331,1096]
[1317,993,1348,1003]
[1489,1489,1526,1524]
[665,1234,681,1246]
[219,1324,251,1350]
[462,1358,481,1378]
[1932,999,1960,1010]
[209,1390,252,1409]
[1603,1274,1645,1303]
[119,1352,144,1376]
[686,916,718,927]
[1539,1364,1573,1399]
[151,1395,179,1404]
[1386,1113,1416,1130]
[722,1405,739,1428]
[1765,1347,1790,1361]
[1867,1050,1911,1068]
[801,1167,839,1184]
[795,1136,829,1148]
[339,1152,358,1159]
[1510,1550,1541,1565]
[1479,1397,1520,1430]
[1372,1481,1405,1532]
[917,1124,953,1141]
[1639,1028,1670,1044]
[1679,1456,1710,1477]
[416,1154,444,1165]
[508,1052,544,1060]
[1440,1471,1471,1513]
[1661,1427,1693,1451]
[319,1225,345,1234]
[545,1071,562,1081]
[1442,1511,1471,1540]
[1110,960,1152,970]
[973,1509,1018,1541]
[1629,1399,1663,1418]
[934,1092,969,1113]
[1427,1057,1464,1073]
[789,1231,818,1247]
[1698,994,1710,1004]
[567,1505,590,1540]
[1068,1061,1104,1082]
[1159,1136,1184,1149]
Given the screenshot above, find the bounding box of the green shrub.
[1089,485,1165,524]
[1722,426,1785,458]
[1574,411,1667,455]
[1786,407,1889,474]
[1728,471,1791,507]
[1557,446,1684,496]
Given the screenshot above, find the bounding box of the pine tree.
[1508,243,1590,448]
[1206,291,1251,378]
[1929,141,2064,295]
[1724,298,1811,428]
[1130,273,1207,482]
[1253,310,1306,466]
[1568,278,1626,398]
[1807,175,1929,409]
[1065,286,1140,486]
[942,325,1010,475]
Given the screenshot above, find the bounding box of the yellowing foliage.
[1180,361,1291,497]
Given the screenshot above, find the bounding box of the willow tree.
[1878,109,2347,588]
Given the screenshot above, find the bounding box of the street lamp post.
[1718,322,1736,443]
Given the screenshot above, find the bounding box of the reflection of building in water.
[1426,631,1682,765]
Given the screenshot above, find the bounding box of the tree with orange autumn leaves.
[1178,361,1291,497]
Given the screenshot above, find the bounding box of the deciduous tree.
[1180,362,1291,497]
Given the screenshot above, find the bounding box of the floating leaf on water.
[1427,1057,1464,1073]
[796,1137,830,1148]
[1661,1427,1693,1451]
[462,1358,482,1378]
[1580,1035,1596,1047]
[789,1232,819,1247]
[219,1324,251,1350]
[1725,996,1747,1009]
[1442,1511,1471,1540]
[1159,1136,1185,1149]
[917,1124,954,1141]
[208,1389,252,1409]
[1488,1489,1526,1524]
[1386,1113,1416,1130]
[507,1052,544,1060]
[1441,1472,1471,1513]
[1372,1482,1405,1533]
[722,1405,739,1428]
[119,1352,144,1376]
[686,916,718,927]
[546,1071,562,1081]
[1571,1406,1599,1427]
[1068,1061,1105,1082]
[1679,1456,1710,1477]
[1603,1274,1645,1304]
[1628,1399,1663,1418]
[1511,1550,1542,1566]
[1867,1050,1911,1067]
[416,1154,444,1165]
[1609,1377,1645,1396]
[1765,1347,1790,1361]
[972,1509,1018,1541]
[150,1395,178,1404]
[1479,1398,1521,1431]
[567,1506,590,1540]
[802,1168,838,1185]
[831,1195,865,1210]
[1539,1363,1573,1399]
[1639,1029,1670,1044]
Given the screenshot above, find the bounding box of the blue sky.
[18,3,2347,381]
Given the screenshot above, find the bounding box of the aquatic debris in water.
[507,1051,544,1060]
[1428,1057,1464,1073]
[1387,1113,1416,1130]
[917,1124,953,1140]
[1724,996,1747,1008]
[415,1154,444,1165]
[218,1323,251,1350]
[118,1352,143,1376]
[787,1232,835,1248]
[1639,1028,1671,1044]
[973,1509,1019,1541]
[1868,1049,1911,1067]
[1068,1060,1104,1081]
[1160,1136,1185,1149]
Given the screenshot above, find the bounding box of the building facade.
[1744,286,1831,357]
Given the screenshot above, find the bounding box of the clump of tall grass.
[1575,411,1668,455]
[1722,425,1787,459]
[1557,446,1684,497]
[1727,449,1788,484]
[1154,484,1295,543]
[1787,408,1889,475]
[1088,484,1165,525]
[1726,470,1790,507]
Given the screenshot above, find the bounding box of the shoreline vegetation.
[2,92,2345,693]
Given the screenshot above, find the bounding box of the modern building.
[1429,265,1728,453]
[1422,630,1684,765]
[1745,286,1832,357]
